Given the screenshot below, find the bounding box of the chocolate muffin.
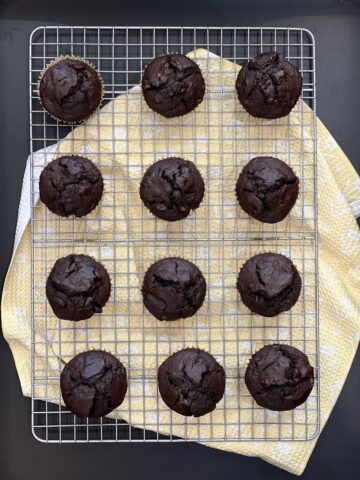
[46,254,111,321]
[60,350,127,417]
[245,344,314,411]
[140,157,205,221]
[237,253,301,317]
[236,52,302,119]
[141,54,205,118]
[39,156,104,217]
[39,57,103,123]
[236,156,299,223]
[158,348,225,417]
[142,257,206,321]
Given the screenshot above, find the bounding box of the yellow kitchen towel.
[2,50,360,476]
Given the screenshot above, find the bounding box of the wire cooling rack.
[29,26,319,443]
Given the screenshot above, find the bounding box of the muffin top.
[142,257,206,321]
[39,58,103,123]
[236,156,299,223]
[236,52,302,119]
[39,155,104,217]
[46,254,111,321]
[158,348,225,417]
[142,54,205,117]
[60,350,127,417]
[237,253,302,317]
[140,157,205,221]
[245,344,314,411]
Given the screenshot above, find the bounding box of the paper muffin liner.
[139,155,206,221]
[39,154,105,218]
[37,55,104,124]
[140,52,206,119]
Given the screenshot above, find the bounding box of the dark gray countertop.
[0,1,359,479]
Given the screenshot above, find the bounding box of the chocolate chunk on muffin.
[140,157,205,221]
[236,156,299,223]
[46,254,111,321]
[237,253,301,317]
[142,257,206,321]
[236,52,302,119]
[158,348,225,417]
[141,54,205,118]
[60,350,127,417]
[39,57,103,123]
[39,155,104,217]
[245,344,314,411]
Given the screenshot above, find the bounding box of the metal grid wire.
[30,26,319,443]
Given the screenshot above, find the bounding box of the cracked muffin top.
[60,350,127,418]
[142,257,206,321]
[245,344,314,411]
[39,155,104,217]
[158,348,225,417]
[237,253,302,317]
[140,157,205,222]
[141,54,205,118]
[46,254,111,321]
[39,58,103,123]
[236,52,302,119]
[236,156,299,223]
